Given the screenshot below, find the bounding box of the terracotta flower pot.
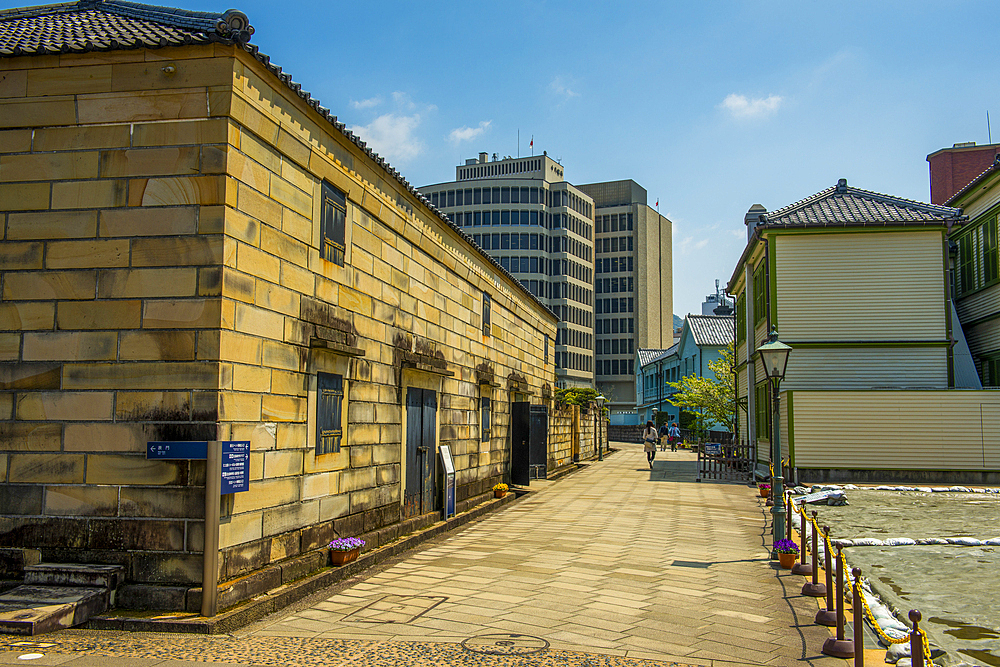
[778,552,797,569]
[759,488,770,498]
[330,547,360,566]
[494,490,505,498]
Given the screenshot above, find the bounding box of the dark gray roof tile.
[637,346,676,368]
[686,315,734,347]
[763,179,962,227]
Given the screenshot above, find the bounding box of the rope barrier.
[795,505,934,666]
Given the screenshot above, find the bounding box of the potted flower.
[328,537,365,566]
[774,539,799,569]
[492,483,509,499]
[758,483,771,498]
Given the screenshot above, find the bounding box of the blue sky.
[9,0,998,316]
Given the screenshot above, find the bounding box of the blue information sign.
[147,441,207,460]
[220,441,250,494]
[147,441,250,494]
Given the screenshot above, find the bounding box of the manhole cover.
[462,633,549,655]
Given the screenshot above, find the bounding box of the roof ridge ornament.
[217,9,253,43]
[836,178,848,193]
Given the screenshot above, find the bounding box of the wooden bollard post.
[821,544,854,657]
[910,610,925,667]
[815,526,837,625]
[853,568,864,667]
[802,511,826,596]
[792,500,812,575]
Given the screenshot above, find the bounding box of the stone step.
[23,563,124,593]
[0,585,109,635]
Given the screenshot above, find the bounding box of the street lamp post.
[757,329,791,558]
[595,394,606,461]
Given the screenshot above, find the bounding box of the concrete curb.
[86,490,521,635]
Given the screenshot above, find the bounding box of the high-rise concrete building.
[419,153,596,388]
[577,180,672,417]
[420,160,673,414]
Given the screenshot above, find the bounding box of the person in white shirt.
[642,421,658,468]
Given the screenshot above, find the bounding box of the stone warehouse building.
[0,1,558,610]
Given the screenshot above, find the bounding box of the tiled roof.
[761,179,963,227]
[945,157,1000,207]
[0,1,554,319]
[686,315,733,347]
[637,345,676,368]
[0,1,253,54]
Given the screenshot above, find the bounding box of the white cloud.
[351,97,381,110]
[348,113,424,163]
[720,93,783,119]
[549,77,580,100]
[448,121,492,145]
[392,91,427,111]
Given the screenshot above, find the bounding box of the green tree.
[666,343,735,432]
[554,387,607,416]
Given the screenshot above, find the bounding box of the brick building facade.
[0,1,558,610]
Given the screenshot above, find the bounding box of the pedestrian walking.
[658,422,669,451]
[668,422,681,452]
[643,421,657,468]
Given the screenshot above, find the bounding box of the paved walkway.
[0,443,846,667]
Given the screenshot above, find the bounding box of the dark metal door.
[529,404,548,470]
[404,387,437,518]
[510,401,530,486]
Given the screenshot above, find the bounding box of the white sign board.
[439,445,456,518]
[439,445,455,475]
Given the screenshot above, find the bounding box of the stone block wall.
[0,43,557,601]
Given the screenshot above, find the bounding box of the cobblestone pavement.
[0,443,847,667]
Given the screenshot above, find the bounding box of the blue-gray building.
[636,315,734,428]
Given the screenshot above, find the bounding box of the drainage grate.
[671,560,712,568]
[462,633,549,656]
[342,594,446,624]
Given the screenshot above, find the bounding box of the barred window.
[320,183,346,266]
[316,372,344,454]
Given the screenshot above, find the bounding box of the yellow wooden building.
[728,179,1000,483]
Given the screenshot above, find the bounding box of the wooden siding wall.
[791,390,1000,470]
[775,231,946,341]
[956,287,1000,328]
[964,319,1000,360]
[782,348,948,390]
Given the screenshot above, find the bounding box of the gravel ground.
[794,488,1000,667]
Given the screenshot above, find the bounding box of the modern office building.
[420,161,673,410]
[577,180,672,419]
[420,153,596,388]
